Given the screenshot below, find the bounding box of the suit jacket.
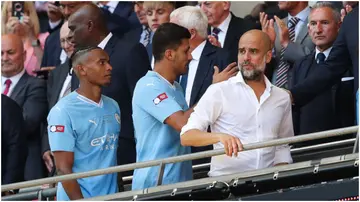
[41,60,70,155]
[41,29,62,68]
[189,41,231,107]
[271,15,315,85]
[1,95,27,185]
[112,2,141,30]
[290,52,355,143]
[10,73,48,180]
[291,6,359,107]
[208,13,258,63]
[71,34,151,166]
[123,26,142,46]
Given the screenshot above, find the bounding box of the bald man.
[181,30,294,177]
[1,34,48,180]
[41,21,76,175]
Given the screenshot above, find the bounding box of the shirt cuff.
[49,19,62,29]
[274,145,293,165]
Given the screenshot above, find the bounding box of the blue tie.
[180,67,189,92]
[316,52,326,64]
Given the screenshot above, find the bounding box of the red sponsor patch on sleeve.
[153,93,168,105]
[50,125,65,133]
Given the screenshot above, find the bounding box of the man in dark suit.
[41,21,75,174]
[124,2,151,46]
[2,34,48,181]
[1,94,27,188]
[290,5,358,116]
[41,1,90,68]
[68,4,151,177]
[170,6,238,164]
[200,1,258,63]
[290,2,355,147]
[260,1,315,89]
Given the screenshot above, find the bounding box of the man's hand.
[207,35,222,48]
[212,62,238,84]
[43,150,54,173]
[6,17,21,34]
[47,2,63,23]
[217,133,243,157]
[341,5,353,22]
[274,16,290,48]
[260,12,276,46]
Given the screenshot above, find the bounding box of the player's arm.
[53,151,83,200]
[163,107,195,132]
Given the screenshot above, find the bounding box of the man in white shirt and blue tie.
[181,30,293,177]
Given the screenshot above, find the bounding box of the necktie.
[275,17,300,89]
[316,52,326,64]
[142,27,151,47]
[3,79,12,96]
[211,27,221,40]
[180,65,189,93]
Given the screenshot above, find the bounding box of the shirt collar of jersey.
[76,91,104,108]
[149,71,176,90]
[232,72,273,93]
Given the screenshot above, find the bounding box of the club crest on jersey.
[50,125,65,133]
[153,93,168,105]
[115,113,121,124]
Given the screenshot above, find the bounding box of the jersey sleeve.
[133,81,183,123]
[47,106,75,152]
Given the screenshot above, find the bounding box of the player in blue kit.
[131,23,195,190]
[47,47,120,200]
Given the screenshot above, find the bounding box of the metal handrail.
[1,126,358,192]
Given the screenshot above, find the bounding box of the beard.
[238,57,266,81]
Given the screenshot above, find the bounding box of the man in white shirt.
[170,6,237,164]
[200,1,258,62]
[180,30,293,177]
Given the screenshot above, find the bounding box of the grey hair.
[309,2,341,23]
[170,6,208,39]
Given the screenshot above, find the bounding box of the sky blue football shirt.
[47,91,120,200]
[131,71,192,190]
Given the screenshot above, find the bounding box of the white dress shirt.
[98,32,113,49]
[1,68,25,97]
[100,1,119,14]
[288,7,311,41]
[181,73,293,177]
[60,50,67,64]
[211,13,232,48]
[58,68,73,101]
[184,40,206,106]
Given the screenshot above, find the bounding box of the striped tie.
[142,27,151,47]
[275,17,300,89]
[211,27,221,40]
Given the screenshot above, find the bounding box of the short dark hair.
[69,46,102,69]
[152,23,191,62]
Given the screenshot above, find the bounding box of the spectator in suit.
[1,34,48,181]
[143,1,175,68]
[170,6,238,164]
[41,1,90,68]
[124,2,151,47]
[1,95,27,190]
[41,21,75,174]
[2,1,49,76]
[260,1,315,89]
[181,30,293,176]
[98,1,141,30]
[290,2,355,146]
[290,5,358,121]
[68,3,151,186]
[200,1,258,62]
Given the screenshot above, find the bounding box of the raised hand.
[208,35,222,48]
[260,12,276,45]
[212,62,238,84]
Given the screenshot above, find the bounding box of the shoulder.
[25,73,46,87]
[271,86,292,103]
[102,95,119,109]
[135,73,163,91]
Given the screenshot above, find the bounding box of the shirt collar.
[1,68,25,86]
[288,6,310,23]
[212,12,232,34]
[148,71,176,89]
[232,72,273,93]
[75,91,104,107]
[106,1,119,9]
[98,32,113,49]
[315,46,333,60]
[191,40,207,61]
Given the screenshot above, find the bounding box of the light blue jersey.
[47,91,120,201]
[131,71,192,190]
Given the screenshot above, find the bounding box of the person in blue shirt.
[47,46,120,200]
[131,23,194,190]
